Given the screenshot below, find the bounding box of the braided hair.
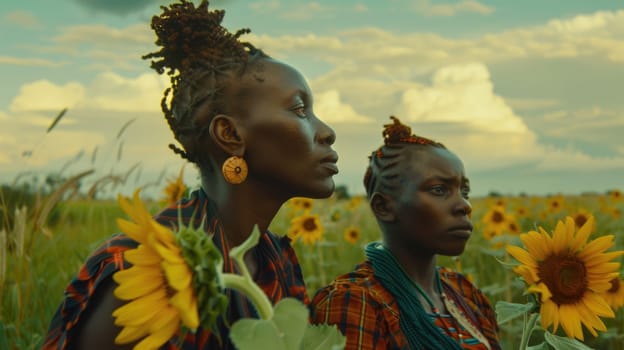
[143,0,269,164]
[363,116,446,197]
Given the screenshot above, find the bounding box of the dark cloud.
[73,0,234,16]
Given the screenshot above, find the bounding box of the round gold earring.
[222,156,248,184]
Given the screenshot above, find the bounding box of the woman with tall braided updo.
[43,1,338,349]
[310,116,500,350]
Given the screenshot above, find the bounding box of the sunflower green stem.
[221,274,273,320]
[224,225,274,320]
[519,312,539,350]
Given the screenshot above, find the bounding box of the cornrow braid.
[364,116,446,197]
[143,0,268,163]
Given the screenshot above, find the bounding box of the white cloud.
[396,63,528,133]
[249,0,280,13]
[0,55,61,67]
[314,90,372,124]
[414,0,494,17]
[9,72,167,113]
[5,11,41,29]
[85,72,166,112]
[279,2,332,20]
[10,80,86,112]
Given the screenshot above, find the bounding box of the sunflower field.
[1,174,623,349]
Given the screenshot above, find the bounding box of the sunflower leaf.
[527,342,550,350]
[544,331,595,350]
[495,301,535,324]
[301,323,346,350]
[230,298,346,350]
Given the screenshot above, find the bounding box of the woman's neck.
[202,177,284,247]
[384,240,438,295]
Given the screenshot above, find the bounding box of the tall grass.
[1,185,622,349]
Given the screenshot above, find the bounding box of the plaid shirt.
[43,189,308,349]
[310,261,500,350]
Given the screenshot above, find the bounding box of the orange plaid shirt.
[310,261,500,350]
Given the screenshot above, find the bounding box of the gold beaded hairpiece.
[376,116,438,157]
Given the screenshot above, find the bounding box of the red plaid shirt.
[310,261,500,350]
[43,189,308,349]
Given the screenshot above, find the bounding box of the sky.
[1,0,623,198]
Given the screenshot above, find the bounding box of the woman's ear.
[370,192,396,223]
[209,115,245,156]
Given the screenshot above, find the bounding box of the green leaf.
[272,298,310,349]
[495,301,535,324]
[230,318,287,350]
[544,332,595,350]
[230,298,310,350]
[301,323,346,350]
[527,342,550,350]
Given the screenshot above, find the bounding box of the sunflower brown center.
[492,211,504,223]
[538,253,588,305]
[608,278,620,293]
[574,214,587,228]
[303,218,317,232]
[349,230,358,238]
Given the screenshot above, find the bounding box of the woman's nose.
[315,117,336,145]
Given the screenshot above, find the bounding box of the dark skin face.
[374,146,472,266]
[233,58,338,199]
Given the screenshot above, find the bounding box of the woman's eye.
[461,187,471,199]
[430,186,447,196]
[292,106,307,118]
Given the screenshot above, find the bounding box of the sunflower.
[506,215,624,341]
[481,205,508,236]
[288,214,323,246]
[609,189,622,203]
[112,190,227,349]
[602,278,624,310]
[343,226,361,244]
[162,167,187,205]
[288,197,314,213]
[348,196,364,209]
[571,208,593,229]
[545,194,564,214]
[112,190,198,349]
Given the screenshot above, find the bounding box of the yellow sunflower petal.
[577,301,607,336]
[113,268,163,300]
[117,219,147,243]
[540,299,558,331]
[520,231,550,261]
[148,306,179,333]
[506,246,537,268]
[583,292,615,318]
[551,220,568,254]
[112,288,168,326]
[170,287,199,329]
[151,238,185,264]
[513,265,538,285]
[569,215,594,251]
[558,304,584,340]
[150,221,177,246]
[125,245,161,266]
[584,250,624,268]
[162,260,192,291]
[115,323,150,345]
[135,314,180,350]
[587,262,621,275]
[578,235,616,260]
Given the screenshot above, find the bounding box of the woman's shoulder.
[312,261,396,308]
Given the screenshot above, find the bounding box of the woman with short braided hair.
[43,1,339,349]
[311,116,500,349]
